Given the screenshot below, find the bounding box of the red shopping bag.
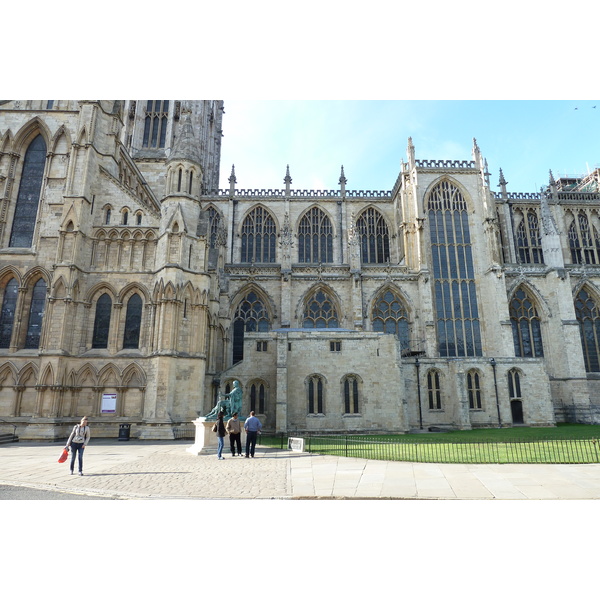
[58,448,69,463]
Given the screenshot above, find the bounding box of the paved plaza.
[2,439,600,500]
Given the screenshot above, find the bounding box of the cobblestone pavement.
[3,440,600,499]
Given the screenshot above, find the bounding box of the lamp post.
[415,357,423,429]
[490,358,501,428]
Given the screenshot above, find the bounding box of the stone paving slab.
[3,440,600,500]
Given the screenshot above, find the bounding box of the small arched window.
[467,370,482,409]
[105,208,111,225]
[122,210,129,225]
[92,293,112,349]
[308,374,325,414]
[372,289,410,351]
[250,381,267,414]
[427,370,442,410]
[343,375,360,414]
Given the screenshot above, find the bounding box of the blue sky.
[219,100,600,193]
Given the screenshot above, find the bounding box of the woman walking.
[215,411,226,460]
[65,416,91,475]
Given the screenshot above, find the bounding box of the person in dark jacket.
[215,411,226,460]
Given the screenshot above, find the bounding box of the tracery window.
[343,375,360,414]
[516,210,544,264]
[142,100,169,149]
[24,278,47,349]
[208,207,221,248]
[467,370,482,410]
[249,381,267,413]
[307,374,325,414]
[427,370,442,410]
[508,369,522,400]
[0,278,18,348]
[232,291,270,364]
[241,206,276,263]
[302,289,339,328]
[574,288,600,372]
[123,293,143,349]
[356,208,390,263]
[428,180,482,357]
[509,287,543,357]
[568,213,600,264]
[298,207,333,263]
[92,293,112,349]
[371,289,410,351]
[9,134,46,247]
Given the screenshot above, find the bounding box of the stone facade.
[1,100,599,440]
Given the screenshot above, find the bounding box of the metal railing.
[259,433,600,464]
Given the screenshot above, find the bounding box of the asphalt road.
[0,484,118,500]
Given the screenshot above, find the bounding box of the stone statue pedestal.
[186,417,247,456]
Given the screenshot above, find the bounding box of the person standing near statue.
[213,411,227,460]
[226,412,242,457]
[244,410,262,458]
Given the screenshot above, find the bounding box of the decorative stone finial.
[498,168,507,187]
[284,165,292,185]
[339,165,347,185]
[229,164,237,184]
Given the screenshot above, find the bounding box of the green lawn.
[260,424,600,464]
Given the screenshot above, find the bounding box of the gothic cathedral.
[1,100,599,439]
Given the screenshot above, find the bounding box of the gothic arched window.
[372,289,410,351]
[208,207,221,249]
[92,293,112,349]
[232,291,270,364]
[0,278,19,348]
[568,213,600,265]
[467,370,482,409]
[307,374,325,414]
[302,289,339,328]
[241,206,276,263]
[509,287,544,357]
[516,210,543,264]
[343,375,360,414]
[428,180,482,357]
[249,381,267,413]
[427,370,442,410]
[142,100,169,149]
[10,134,47,247]
[356,208,390,263]
[24,278,47,349]
[298,207,333,263]
[123,293,143,349]
[574,288,600,372]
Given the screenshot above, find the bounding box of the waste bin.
[118,423,131,441]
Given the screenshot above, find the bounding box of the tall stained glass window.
[575,288,600,372]
[0,278,19,348]
[10,135,46,247]
[371,289,410,351]
[123,293,142,349]
[25,279,47,349]
[142,101,169,149]
[509,287,544,358]
[241,206,276,263]
[298,207,333,263]
[356,208,390,263]
[428,180,482,357]
[232,291,270,364]
[92,293,112,349]
[516,210,544,264]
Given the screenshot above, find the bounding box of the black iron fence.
[259,433,600,464]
